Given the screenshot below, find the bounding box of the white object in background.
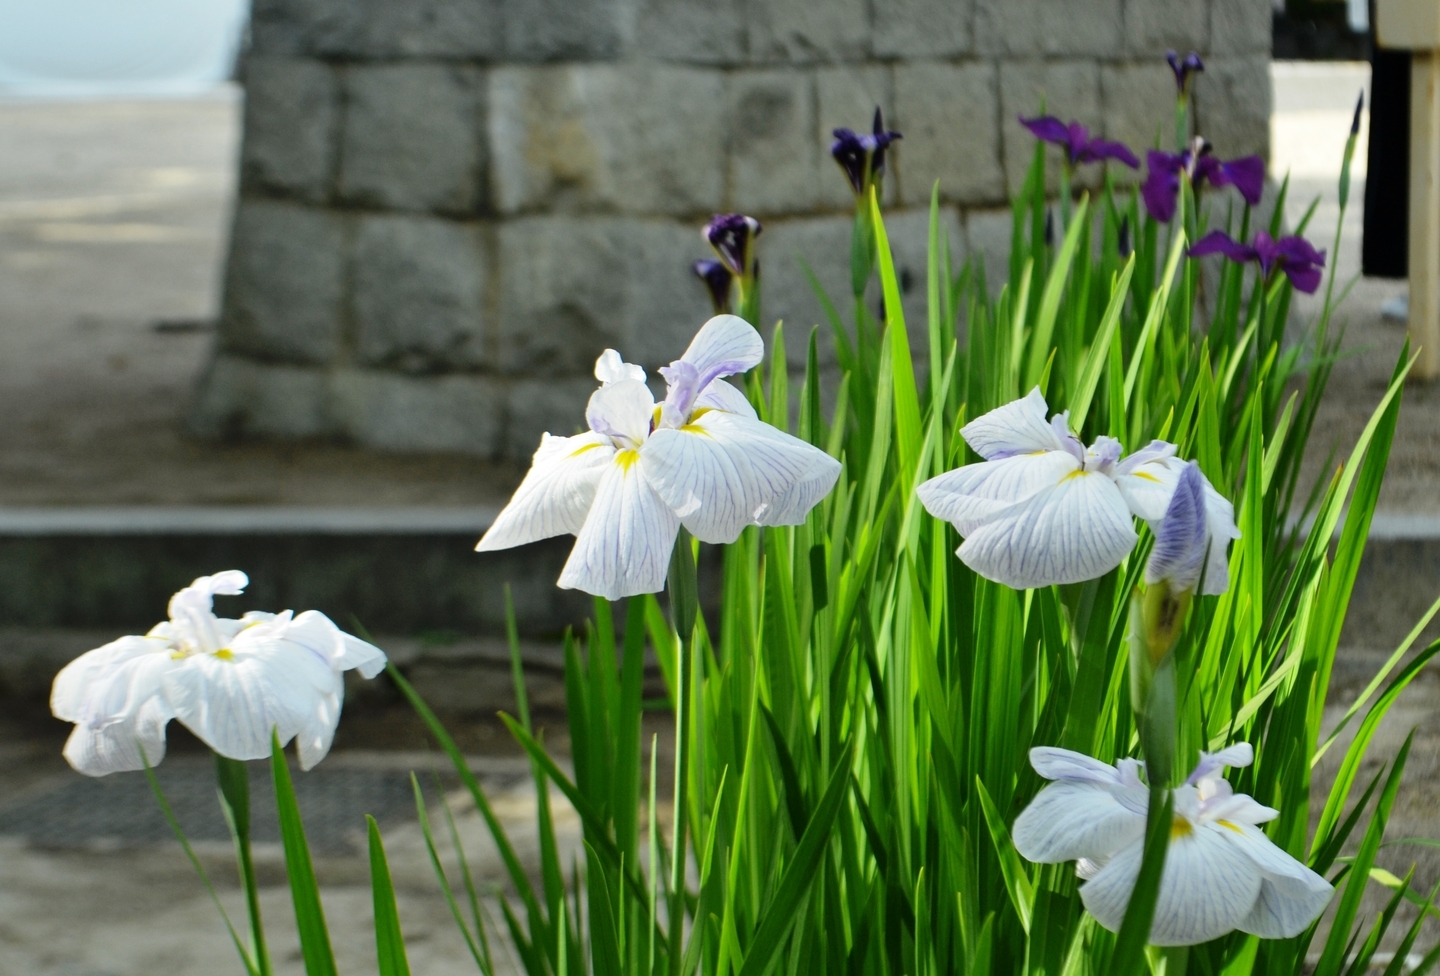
[1349,0,1371,33]
[1381,294,1410,321]
[0,0,250,99]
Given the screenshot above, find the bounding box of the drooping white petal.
[62,694,174,777]
[1199,484,1241,596]
[757,447,842,527]
[586,380,656,447]
[960,388,1067,460]
[477,432,614,551]
[595,348,645,385]
[1081,824,1262,946]
[957,470,1138,589]
[694,376,759,419]
[1220,822,1333,938]
[278,610,388,679]
[641,411,816,544]
[52,635,179,776]
[1013,780,1148,864]
[558,454,681,600]
[1186,742,1255,783]
[916,451,1079,536]
[680,314,764,379]
[163,641,339,763]
[1030,746,1133,786]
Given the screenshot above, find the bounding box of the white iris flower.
[477,315,841,600]
[1012,744,1333,945]
[51,570,387,776]
[915,388,1239,591]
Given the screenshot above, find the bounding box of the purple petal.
[830,128,869,195]
[1142,165,1180,223]
[1084,139,1140,169]
[1211,155,1266,205]
[1145,461,1208,591]
[1278,235,1325,267]
[704,214,762,277]
[691,259,733,314]
[1283,263,1323,294]
[1250,231,1281,275]
[1188,230,1255,264]
[1020,115,1072,147]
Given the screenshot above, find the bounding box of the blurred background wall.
[189,0,1273,461]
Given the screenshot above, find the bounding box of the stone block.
[999,60,1105,196]
[747,0,870,63]
[816,66,897,209]
[248,0,351,56]
[633,0,746,65]
[338,64,485,215]
[249,0,502,59]
[219,201,346,365]
[239,57,338,203]
[872,0,973,58]
[1124,0,1210,58]
[353,215,490,373]
[974,0,1123,57]
[894,61,1004,207]
[504,0,626,61]
[188,354,332,440]
[496,216,707,375]
[1211,0,1272,55]
[1194,57,1271,161]
[505,377,602,458]
[1101,62,1180,163]
[488,64,726,217]
[728,71,820,216]
[964,206,1015,301]
[330,370,503,457]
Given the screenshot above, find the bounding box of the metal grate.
[0,757,433,854]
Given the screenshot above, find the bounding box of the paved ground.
[2,63,1440,974]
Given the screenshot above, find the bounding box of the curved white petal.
[641,411,816,544]
[1030,746,1132,786]
[757,447,842,527]
[1218,822,1333,938]
[1081,824,1262,945]
[694,377,758,419]
[63,694,174,777]
[477,432,614,551]
[52,635,180,775]
[558,454,680,600]
[961,388,1067,459]
[1116,457,1181,522]
[916,451,1079,536]
[163,642,338,763]
[595,348,645,385]
[956,471,1138,589]
[586,379,655,446]
[1013,780,1148,864]
[270,610,388,679]
[1199,482,1240,596]
[681,314,764,379]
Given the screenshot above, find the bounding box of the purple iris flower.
[831,107,902,196]
[1188,230,1326,294]
[1141,147,1265,223]
[704,214,762,278]
[1167,50,1205,95]
[1019,116,1140,169]
[692,259,733,314]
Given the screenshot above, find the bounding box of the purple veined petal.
[1012,779,1149,864]
[476,432,614,551]
[1210,155,1266,205]
[1145,461,1208,591]
[1185,742,1254,785]
[1083,139,1140,169]
[1188,229,1256,265]
[1226,822,1335,939]
[557,454,681,600]
[1019,114,1073,147]
[960,387,1068,459]
[917,451,1080,536]
[665,314,765,416]
[1029,746,1133,785]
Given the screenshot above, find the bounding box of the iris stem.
[665,528,698,974]
[215,753,274,976]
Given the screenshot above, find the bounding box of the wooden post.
[1378,0,1440,377]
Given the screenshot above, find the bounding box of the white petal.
[960,388,1067,459]
[586,379,655,446]
[1081,824,1262,946]
[276,610,388,679]
[595,348,645,385]
[1218,822,1333,938]
[164,642,338,763]
[558,454,680,600]
[757,447,842,527]
[1013,780,1148,864]
[681,314,764,378]
[1030,746,1131,786]
[63,695,173,777]
[957,472,1138,589]
[1199,482,1240,596]
[641,411,816,544]
[51,635,168,721]
[917,451,1079,536]
[694,377,758,419]
[477,432,614,551]
[1115,457,1180,522]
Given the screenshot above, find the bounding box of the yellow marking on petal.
[213,648,234,660]
[568,442,604,458]
[171,650,188,660]
[652,406,663,426]
[616,449,640,471]
[680,423,711,436]
[1131,471,1161,483]
[689,407,713,421]
[1217,820,1244,833]
[1060,469,1090,481]
[1171,816,1194,839]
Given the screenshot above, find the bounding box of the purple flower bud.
[1043,208,1055,248]
[704,214,762,277]
[1019,115,1139,169]
[1188,229,1326,294]
[692,259,733,315]
[1118,216,1132,258]
[1166,50,1205,95]
[830,107,901,196]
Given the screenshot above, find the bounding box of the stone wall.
[190,0,1272,460]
